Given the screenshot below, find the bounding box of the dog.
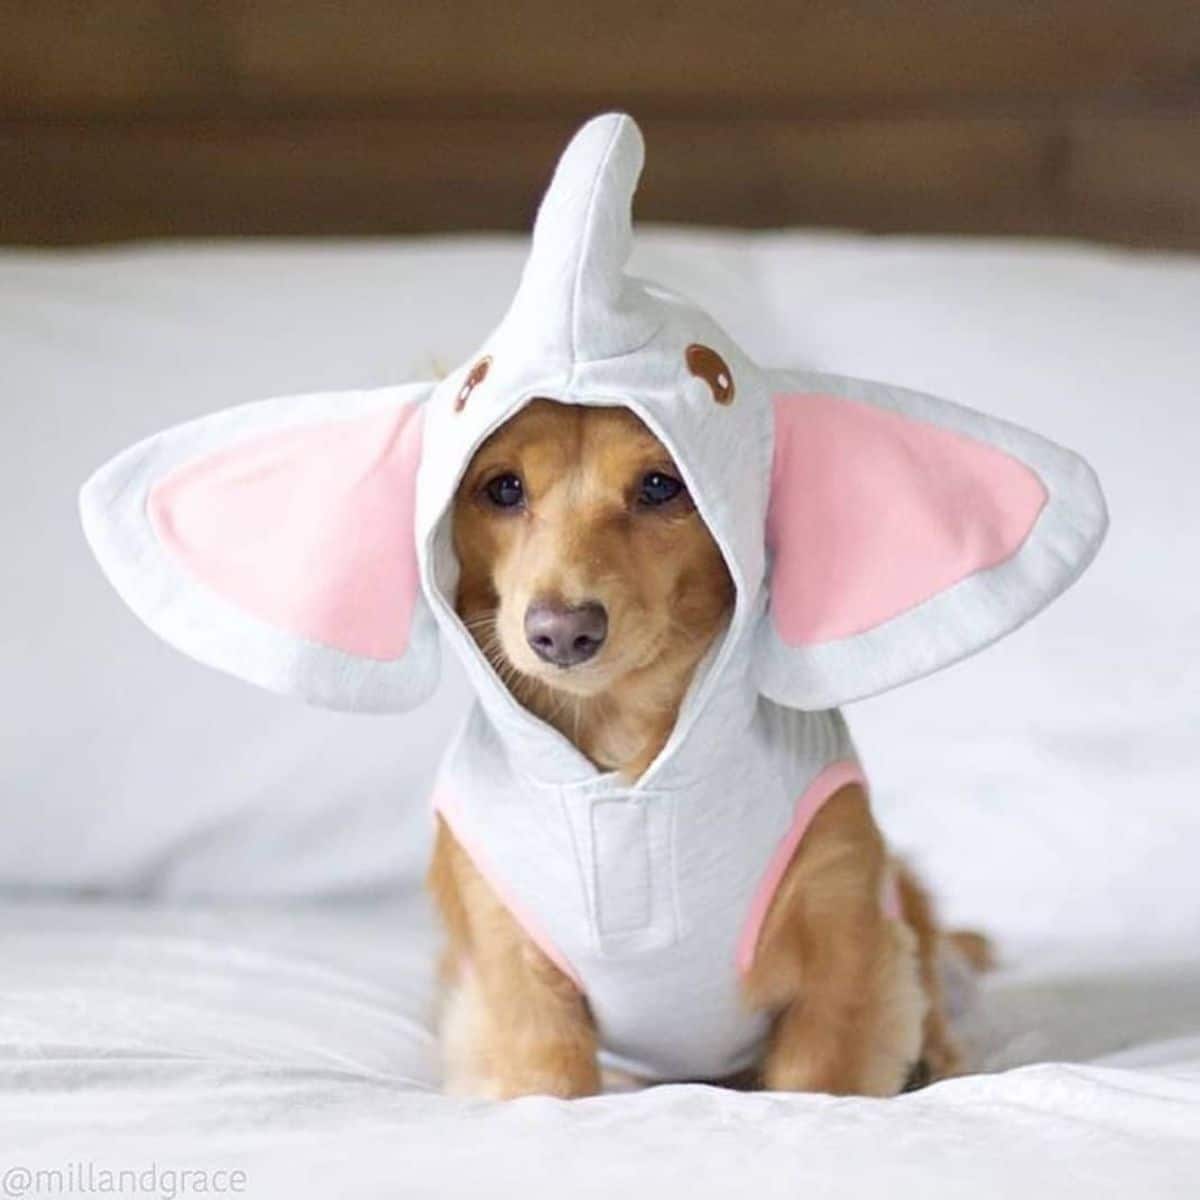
[80,114,1100,1102]
[429,397,985,1099]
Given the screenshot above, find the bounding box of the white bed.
[3,230,1198,1195]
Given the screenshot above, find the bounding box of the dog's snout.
[524,600,608,667]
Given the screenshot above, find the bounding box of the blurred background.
[4,0,1200,248]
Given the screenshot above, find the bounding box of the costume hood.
[80,113,1108,726]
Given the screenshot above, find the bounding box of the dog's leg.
[742,785,927,1096]
[428,817,600,1099]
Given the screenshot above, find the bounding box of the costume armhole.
[433,792,585,992]
[734,760,868,976]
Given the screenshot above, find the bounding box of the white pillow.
[747,234,1200,950]
[4,233,1198,952]
[0,234,759,896]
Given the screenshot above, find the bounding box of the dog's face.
[452,399,733,700]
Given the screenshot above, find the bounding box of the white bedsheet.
[1,896,1197,1197]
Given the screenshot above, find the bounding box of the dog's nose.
[524,600,608,667]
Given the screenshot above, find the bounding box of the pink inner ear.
[767,393,1047,646]
[149,404,424,661]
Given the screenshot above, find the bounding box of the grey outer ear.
[752,370,1108,710]
[80,383,442,714]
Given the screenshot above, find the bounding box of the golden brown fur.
[451,398,733,778]
[430,397,974,1097]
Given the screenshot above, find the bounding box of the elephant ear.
[80,384,440,713]
[753,371,1107,710]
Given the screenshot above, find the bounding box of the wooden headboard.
[4,1,1200,247]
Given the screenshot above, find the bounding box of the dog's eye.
[483,473,525,509]
[638,471,685,507]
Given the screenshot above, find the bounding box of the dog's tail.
[946,929,995,973]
